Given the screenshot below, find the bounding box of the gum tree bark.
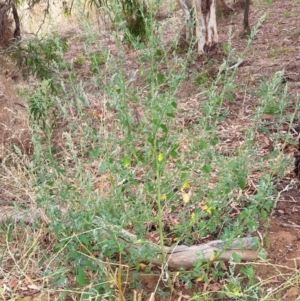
[178,0,251,53]
[194,0,218,53]
[177,0,194,40]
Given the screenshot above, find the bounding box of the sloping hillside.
[1,0,300,300]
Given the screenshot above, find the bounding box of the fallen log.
[93,217,259,268]
[0,206,259,269]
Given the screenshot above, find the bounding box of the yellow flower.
[122,158,130,167]
[196,275,204,282]
[202,204,214,214]
[160,194,166,200]
[233,287,241,296]
[139,263,147,269]
[182,191,191,204]
[157,153,164,162]
[181,181,190,190]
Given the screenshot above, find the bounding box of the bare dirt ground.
[1,0,300,299]
[0,60,30,159]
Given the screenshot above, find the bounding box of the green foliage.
[2,4,296,300]
[11,35,68,91]
[88,0,150,42]
[257,70,288,115]
[26,36,275,296]
[88,51,108,74]
[28,79,61,160]
[123,4,149,42]
[29,79,57,125]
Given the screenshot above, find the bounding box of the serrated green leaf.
[202,164,211,174]
[160,124,168,134]
[90,147,101,159]
[156,49,162,56]
[76,267,88,286]
[238,177,246,189]
[227,92,234,101]
[169,149,178,159]
[199,140,208,150]
[157,73,165,84]
[210,138,218,146]
[231,252,241,263]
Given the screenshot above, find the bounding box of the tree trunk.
[194,0,218,53]
[243,0,250,33]
[11,0,20,40]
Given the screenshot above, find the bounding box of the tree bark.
[243,0,250,33]
[177,0,194,40]
[194,0,218,53]
[10,0,20,40]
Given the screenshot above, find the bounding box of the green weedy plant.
[11,35,68,92]
[24,13,190,295]
[29,79,57,127]
[44,26,271,300]
[102,34,191,290]
[7,0,295,299]
[165,26,288,293]
[256,70,288,116]
[28,79,59,162]
[246,13,267,46]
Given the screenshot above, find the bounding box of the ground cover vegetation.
[1,0,300,300]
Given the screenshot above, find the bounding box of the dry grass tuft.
[0,75,32,159]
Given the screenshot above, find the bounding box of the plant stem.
[154,141,173,290]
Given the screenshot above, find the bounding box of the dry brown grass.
[0,75,31,159]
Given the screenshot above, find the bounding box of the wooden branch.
[163,241,258,269]
[0,207,259,269]
[93,217,259,268]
